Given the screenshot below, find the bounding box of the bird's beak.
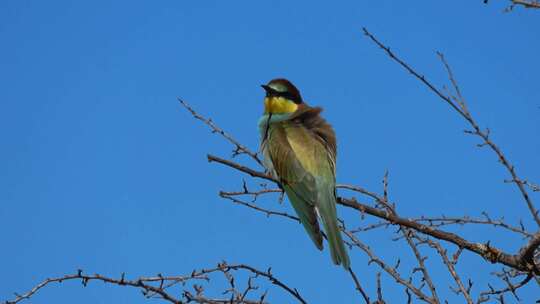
[261,84,273,93]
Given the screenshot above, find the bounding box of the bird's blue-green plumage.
[258,107,350,269]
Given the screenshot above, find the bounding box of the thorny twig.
[343,230,437,303]
[5,262,306,304]
[219,190,299,222]
[478,273,532,301]
[505,0,540,10]
[402,229,440,302]
[347,268,370,304]
[376,272,385,304]
[414,214,533,238]
[209,154,539,275]
[425,239,474,304]
[350,214,533,238]
[361,27,540,229]
[382,172,440,302]
[179,98,263,166]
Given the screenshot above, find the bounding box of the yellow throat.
[264,97,298,114]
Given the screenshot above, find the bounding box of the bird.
[258,78,350,269]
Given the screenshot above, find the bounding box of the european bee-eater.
[258,78,350,269]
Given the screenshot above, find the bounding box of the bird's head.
[261,78,303,114]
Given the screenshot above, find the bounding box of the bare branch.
[426,240,474,304]
[479,273,532,300]
[5,270,185,304]
[223,263,307,304]
[343,230,437,303]
[376,272,386,304]
[5,263,307,304]
[510,180,540,193]
[207,152,540,274]
[381,172,440,302]
[220,190,299,222]
[413,214,533,238]
[403,229,440,302]
[361,27,540,228]
[341,196,540,274]
[509,0,540,9]
[208,154,277,183]
[179,98,264,167]
[347,268,370,304]
[516,232,540,272]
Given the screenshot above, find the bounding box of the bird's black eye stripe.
[282,91,302,104]
[266,90,301,104]
[280,91,293,99]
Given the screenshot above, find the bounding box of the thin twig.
[382,172,440,302]
[348,268,370,304]
[413,215,532,238]
[208,154,540,274]
[5,271,183,304]
[361,27,540,228]
[208,154,277,183]
[403,229,440,302]
[223,263,308,304]
[376,272,385,304]
[510,0,540,8]
[179,98,263,166]
[426,240,474,304]
[220,191,299,222]
[343,230,436,303]
[479,273,532,300]
[5,263,306,304]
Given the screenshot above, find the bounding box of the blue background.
[1,1,539,303]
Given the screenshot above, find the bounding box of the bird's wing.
[266,124,324,250]
[281,120,349,268]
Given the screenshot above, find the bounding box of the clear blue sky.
[1,1,539,303]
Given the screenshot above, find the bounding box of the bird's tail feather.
[283,185,324,250]
[319,186,350,270]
